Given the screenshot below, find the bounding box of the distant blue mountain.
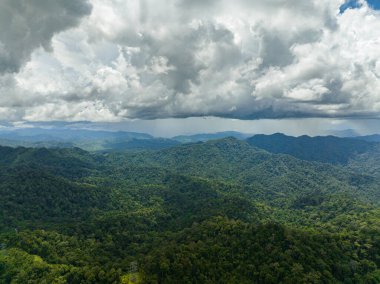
[0,128,152,141]
[327,129,360,138]
[354,134,380,143]
[0,128,157,151]
[172,131,251,143]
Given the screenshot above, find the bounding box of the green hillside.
[247,133,376,165]
[2,138,380,283]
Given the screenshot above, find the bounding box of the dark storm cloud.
[0,0,92,74]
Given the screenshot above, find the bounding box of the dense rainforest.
[2,134,380,283]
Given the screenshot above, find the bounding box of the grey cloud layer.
[1,0,380,121]
[0,0,91,73]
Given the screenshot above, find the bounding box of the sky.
[1,0,380,136]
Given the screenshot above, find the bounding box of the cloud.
[0,0,92,74]
[1,0,380,122]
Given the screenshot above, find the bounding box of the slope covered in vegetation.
[2,137,380,283]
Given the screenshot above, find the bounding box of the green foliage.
[2,137,380,283]
[247,133,375,165]
[141,218,380,284]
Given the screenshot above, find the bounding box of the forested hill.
[2,138,380,282]
[246,133,377,164]
[355,134,380,142]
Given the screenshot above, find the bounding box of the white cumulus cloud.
[1,0,380,122]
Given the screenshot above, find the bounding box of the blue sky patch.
[340,0,362,13]
[367,0,380,10]
[340,0,380,13]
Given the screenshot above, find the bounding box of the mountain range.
[2,130,380,282]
